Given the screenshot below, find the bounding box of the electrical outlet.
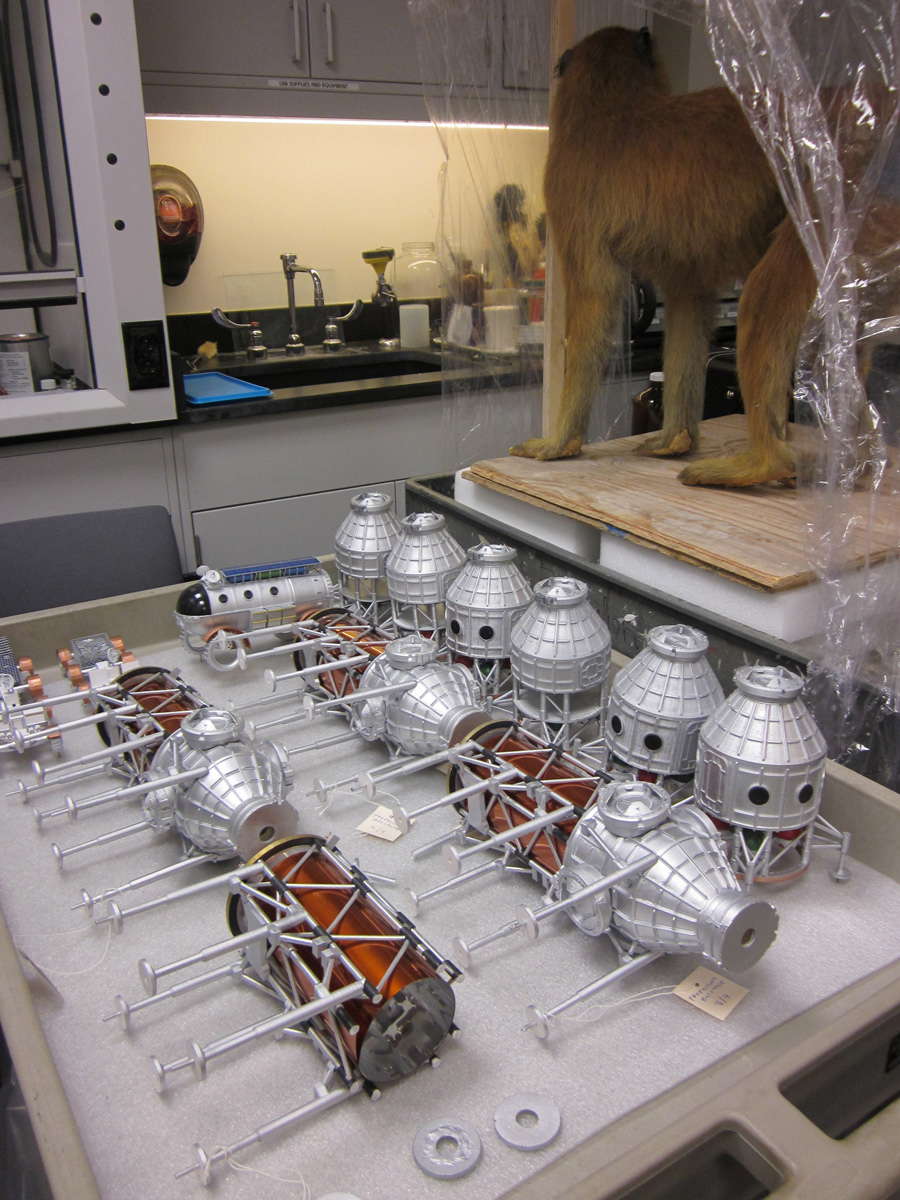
[121,320,169,391]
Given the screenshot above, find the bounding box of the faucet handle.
[212,307,252,330]
[211,309,267,359]
[323,300,363,352]
[333,300,363,324]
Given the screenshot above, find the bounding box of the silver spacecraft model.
[606,624,724,779]
[107,833,460,1184]
[510,577,611,750]
[445,543,532,706]
[350,634,483,758]
[333,490,402,625]
[385,511,466,641]
[174,557,336,666]
[694,665,849,883]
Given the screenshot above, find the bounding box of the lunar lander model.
[605,624,725,782]
[509,577,612,752]
[385,511,466,642]
[333,490,402,625]
[445,543,533,707]
[694,665,850,884]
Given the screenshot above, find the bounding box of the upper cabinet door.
[501,0,549,91]
[307,0,423,84]
[134,0,311,78]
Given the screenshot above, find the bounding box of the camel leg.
[511,252,625,460]
[637,288,717,456]
[680,218,817,487]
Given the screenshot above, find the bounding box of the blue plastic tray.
[183,371,273,404]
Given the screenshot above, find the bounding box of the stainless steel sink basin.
[205,344,441,394]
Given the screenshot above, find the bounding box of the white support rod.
[93,861,265,927]
[516,854,658,938]
[237,632,345,669]
[443,804,575,875]
[34,730,161,781]
[526,951,665,1039]
[394,767,519,831]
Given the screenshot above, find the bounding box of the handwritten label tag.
[673,966,748,1021]
[355,805,408,842]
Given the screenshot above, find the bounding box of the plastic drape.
[706,0,900,784]
[412,0,900,784]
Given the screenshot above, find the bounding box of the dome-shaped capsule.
[142,708,298,861]
[445,544,532,660]
[350,634,482,756]
[558,781,778,973]
[385,512,466,636]
[694,665,827,831]
[606,625,724,775]
[334,491,402,580]
[510,579,611,739]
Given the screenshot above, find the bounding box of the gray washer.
[412,1117,482,1179]
[494,1093,562,1151]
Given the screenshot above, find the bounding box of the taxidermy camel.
[510,25,895,488]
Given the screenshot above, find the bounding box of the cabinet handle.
[324,2,334,65]
[291,0,304,65]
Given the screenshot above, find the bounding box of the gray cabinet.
[134,0,311,79]
[134,0,518,121]
[174,393,448,570]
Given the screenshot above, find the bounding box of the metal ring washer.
[412,1116,482,1179]
[494,1093,561,1151]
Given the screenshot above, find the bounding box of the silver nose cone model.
[606,624,724,777]
[559,780,778,973]
[144,707,299,861]
[350,635,482,757]
[510,577,611,749]
[445,544,532,707]
[693,665,846,884]
[334,491,402,625]
[385,512,466,641]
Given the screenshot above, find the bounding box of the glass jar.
[393,242,441,301]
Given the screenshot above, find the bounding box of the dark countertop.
[174,341,545,424]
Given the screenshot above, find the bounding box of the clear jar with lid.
[392,242,441,301]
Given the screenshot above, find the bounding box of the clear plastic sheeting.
[409,1,687,466]
[410,0,900,786]
[705,0,900,784]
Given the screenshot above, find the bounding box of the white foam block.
[455,469,893,644]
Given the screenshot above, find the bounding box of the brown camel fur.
[509,26,894,488]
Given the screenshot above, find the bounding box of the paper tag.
[673,966,748,1021]
[355,805,408,842]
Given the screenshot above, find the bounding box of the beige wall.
[145,117,548,315]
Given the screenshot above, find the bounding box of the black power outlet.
[121,320,169,391]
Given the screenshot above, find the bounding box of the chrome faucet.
[281,253,325,354]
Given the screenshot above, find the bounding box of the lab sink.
[206,344,442,394]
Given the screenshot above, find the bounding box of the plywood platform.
[463,415,900,591]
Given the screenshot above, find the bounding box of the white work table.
[2,586,900,1200]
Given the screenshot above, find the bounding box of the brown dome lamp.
[151,164,204,287]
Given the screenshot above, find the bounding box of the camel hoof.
[509,436,582,461]
[636,429,692,458]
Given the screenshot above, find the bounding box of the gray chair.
[0,506,184,617]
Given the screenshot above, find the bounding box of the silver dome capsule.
[334,491,401,622]
[142,708,298,861]
[606,625,724,776]
[510,578,611,746]
[558,780,778,973]
[445,544,532,660]
[385,512,466,638]
[351,635,482,757]
[694,665,827,832]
